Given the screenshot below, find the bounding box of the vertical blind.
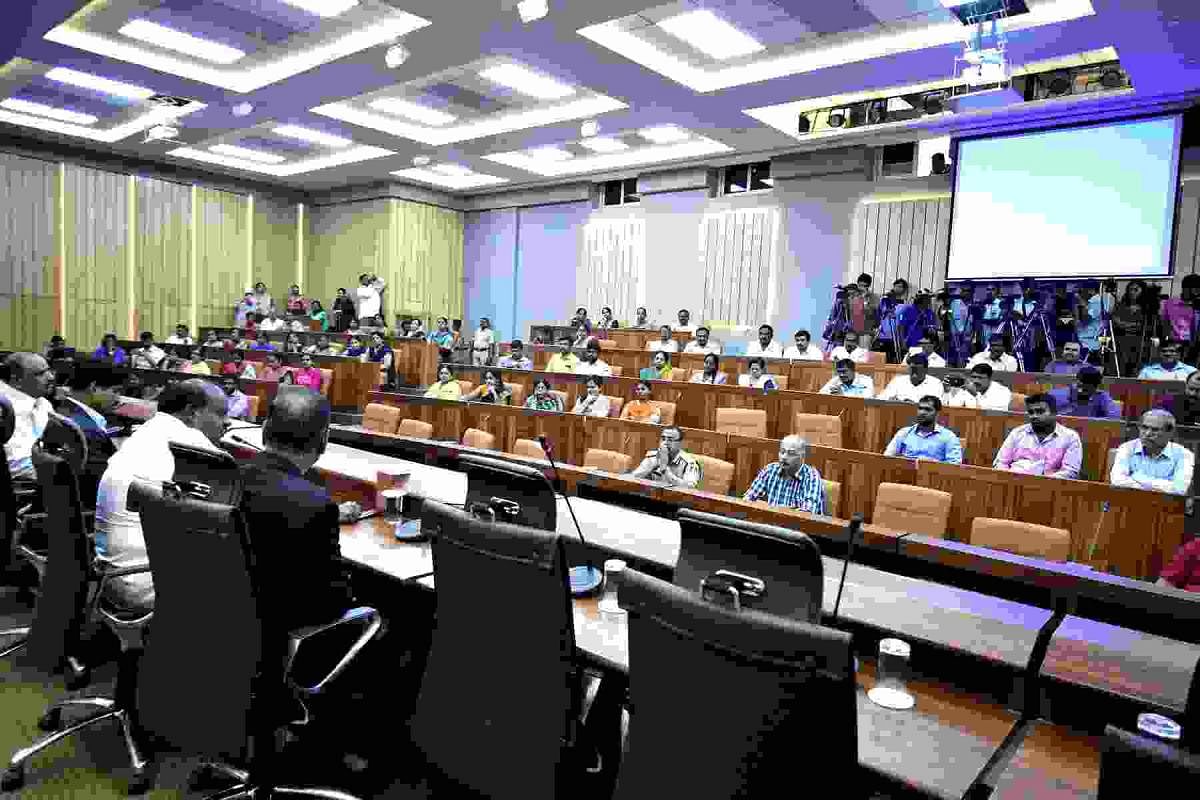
[699,207,781,327]
[582,217,645,321]
[847,196,952,293]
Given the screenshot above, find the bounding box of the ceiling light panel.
[271,124,353,148]
[119,19,245,65]
[484,133,732,178]
[579,137,629,153]
[167,144,394,176]
[368,97,457,126]
[392,166,509,190]
[210,144,287,164]
[657,9,764,61]
[0,98,99,125]
[478,63,575,100]
[279,0,360,17]
[578,0,1096,92]
[0,97,203,143]
[528,145,573,161]
[43,67,154,101]
[639,124,690,144]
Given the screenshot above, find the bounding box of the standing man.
[883,396,964,464]
[354,272,386,325]
[875,278,910,363]
[980,284,1007,345]
[1110,409,1194,495]
[743,435,826,514]
[627,426,703,489]
[0,352,55,481]
[819,360,875,398]
[993,393,1082,479]
[855,273,879,340]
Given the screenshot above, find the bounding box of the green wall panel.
[253,196,298,302]
[63,165,130,348]
[0,153,58,351]
[135,176,191,339]
[195,187,249,329]
[305,199,392,312]
[390,199,464,325]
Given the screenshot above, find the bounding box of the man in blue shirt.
[1137,340,1197,381]
[1044,341,1085,375]
[1049,367,1122,419]
[1110,409,1194,495]
[883,396,964,464]
[743,435,826,514]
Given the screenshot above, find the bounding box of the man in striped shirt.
[743,435,826,514]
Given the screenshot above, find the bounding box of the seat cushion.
[871,482,952,538]
[715,408,767,438]
[970,517,1071,560]
[694,455,734,495]
[363,403,402,435]
[793,413,842,448]
[583,448,632,474]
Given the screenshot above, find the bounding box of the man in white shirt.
[574,341,613,377]
[941,372,980,409]
[878,353,945,403]
[0,352,56,480]
[675,309,695,333]
[647,326,679,353]
[259,309,286,332]
[738,357,778,389]
[129,332,167,370]
[819,360,875,398]
[164,324,193,346]
[905,335,946,368]
[355,272,386,323]
[966,363,1013,410]
[783,329,824,361]
[684,326,721,355]
[829,330,869,364]
[746,324,783,358]
[967,335,1019,372]
[94,379,228,611]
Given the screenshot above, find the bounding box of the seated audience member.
[497,339,534,370]
[302,334,326,355]
[878,353,945,403]
[130,332,167,370]
[367,331,395,387]
[165,324,193,345]
[967,335,1019,372]
[1045,341,1086,375]
[628,426,702,488]
[250,331,276,352]
[44,335,70,361]
[690,352,728,384]
[571,321,592,349]
[572,376,611,418]
[363,314,386,332]
[1158,370,1200,426]
[784,329,823,361]
[746,324,783,358]
[1157,536,1200,593]
[471,317,496,366]
[346,317,363,338]
[596,307,619,330]
[222,350,255,380]
[942,372,979,408]
[93,333,128,366]
[647,325,679,353]
[819,359,875,397]
[283,333,305,354]
[308,299,328,331]
[1138,340,1197,381]
[575,340,613,377]
[570,307,590,328]
[631,307,651,329]
[289,318,307,334]
[293,354,324,391]
[331,287,355,332]
[0,353,55,480]
[884,396,963,464]
[407,318,426,339]
[424,364,463,400]
[684,326,721,355]
[242,313,260,337]
[181,347,212,375]
[964,363,1012,411]
[259,309,286,332]
[278,371,295,386]
[640,350,675,381]
[829,330,869,364]
[1050,367,1122,419]
[675,309,695,333]
[1110,409,1194,495]
[743,435,826,514]
[344,334,368,359]
[738,357,777,390]
[95,380,228,611]
[259,352,287,384]
[993,393,1082,479]
[524,378,563,412]
[239,388,357,643]
[222,375,251,420]
[621,381,663,424]
[905,335,946,368]
[201,330,222,351]
[285,284,307,315]
[463,369,511,405]
[546,335,579,373]
[429,317,454,354]
[235,291,257,328]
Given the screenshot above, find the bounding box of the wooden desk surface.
[991,721,1101,799]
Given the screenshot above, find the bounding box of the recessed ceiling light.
[118,19,245,65]
[43,67,154,101]
[528,145,573,161]
[391,166,508,190]
[384,43,410,69]
[580,136,628,153]
[412,155,430,166]
[580,119,599,137]
[431,163,473,177]
[484,135,732,177]
[368,97,456,126]
[0,98,98,125]
[517,0,549,24]
[638,124,689,144]
[271,124,353,148]
[479,63,575,100]
[657,9,765,61]
[231,102,255,117]
[210,143,287,164]
[170,144,392,175]
[279,0,360,17]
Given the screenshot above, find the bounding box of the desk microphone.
[537,434,603,596]
[831,513,864,621]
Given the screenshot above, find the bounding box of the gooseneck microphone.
[537,434,603,596]
[831,513,864,621]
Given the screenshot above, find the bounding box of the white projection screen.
[946,115,1183,280]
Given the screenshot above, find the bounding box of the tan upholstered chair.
[362,403,402,435]
[715,408,768,438]
[598,339,617,350]
[871,482,952,538]
[457,381,475,398]
[512,438,547,460]
[244,394,261,422]
[506,383,526,407]
[1106,447,1118,481]
[793,413,843,448]
[864,351,886,366]
[1009,393,1026,412]
[771,374,789,390]
[823,479,842,518]
[398,418,434,439]
[606,396,624,418]
[461,428,497,451]
[609,365,624,377]
[550,390,569,410]
[969,517,1071,561]
[694,454,735,495]
[650,401,677,426]
[583,448,633,474]
[690,370,731,385]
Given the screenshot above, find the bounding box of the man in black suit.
[239,387,355,639]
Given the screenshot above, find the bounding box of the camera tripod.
[822,291,854,355]
[1010,303,1056,372]
[871,298,905,364]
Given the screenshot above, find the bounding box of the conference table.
[222,426,1200,798]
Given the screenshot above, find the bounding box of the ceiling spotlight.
[412,155,430,166]
[1046,72,1072,96]
[580,119,599,138]
[922,92,945,115]
[867,100,887,125]
[827,108,848,128]
[385,42,410,69]
[144,125,179,142]
[231,102,254,117]
[931,153,950,175]
[517,0,549,24]
[1100,68,1123,89]
[797,114,811,134]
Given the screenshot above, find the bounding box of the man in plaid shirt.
[743,435,826,514]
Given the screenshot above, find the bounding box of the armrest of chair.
[285,606,385,696]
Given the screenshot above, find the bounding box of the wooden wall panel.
[389,199,464,325]
[135,176,191,339]
[63,165,130,346]
[195,187,249,329]
[306,199,392,314]
[0,153,58,350]
[254,196,299,301]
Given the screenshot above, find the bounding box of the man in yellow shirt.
[545,335,579,373]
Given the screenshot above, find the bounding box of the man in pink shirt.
[993,392,1083,479]
[1159,275,1200,355]
[294,354,324,392]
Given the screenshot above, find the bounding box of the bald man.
[0,352,57,480]
[95,379,228,611]
[742,435,827,514]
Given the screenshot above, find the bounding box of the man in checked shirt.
[743,435,827,514]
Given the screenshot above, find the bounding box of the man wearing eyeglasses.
[1110,409,1194,495]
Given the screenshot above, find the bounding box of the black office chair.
[0,395,32,659]
[130,477,382,799]
[1097,724,1200,797]
[410,500,583,800]
[612,568,859,800]
[167,441,244,506]
[674,508,825,623]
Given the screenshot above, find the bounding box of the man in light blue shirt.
[1137,341,1197,381]
[818,359,875,398]
[883,396,963,464]
[1110,409,1195,495]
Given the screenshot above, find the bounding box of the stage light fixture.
[1046,71,1071,95]
[580,119,599,137]
[412,155,430,166]
[1100,69,1123,89]
[827,108,847,128]
[797,114,811,134]
[385,43,410,68]
[922,92,946,114]
[868,100,887,125]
